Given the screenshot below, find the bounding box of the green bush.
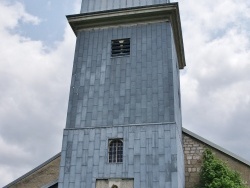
[199,149,246,188]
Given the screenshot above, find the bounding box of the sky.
[0,0,249,187]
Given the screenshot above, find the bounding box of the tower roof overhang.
[67,3,186,69]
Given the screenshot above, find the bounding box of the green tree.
[199,149,246,188]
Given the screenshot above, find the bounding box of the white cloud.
[0,1,76,186]
[178,0,250,159]
[0,1,40,32]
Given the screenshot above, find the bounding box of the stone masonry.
[183,131,250,188]
[8,154,60,188]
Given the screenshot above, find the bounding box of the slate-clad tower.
[59,0,186,187]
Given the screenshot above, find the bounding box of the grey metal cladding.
[81,0,170,13]
[66,22,176,128]
[59,123,183,187]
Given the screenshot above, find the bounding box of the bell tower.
[59,0,186,187]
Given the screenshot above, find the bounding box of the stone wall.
[7,155,60,188]
[183,132,250,188]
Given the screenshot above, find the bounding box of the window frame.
[111,38,130,57]
[108,139,123,163]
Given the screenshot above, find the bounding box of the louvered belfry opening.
[111,38,130,57]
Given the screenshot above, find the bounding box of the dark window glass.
[111,38,130,57]
[109,139,123,163]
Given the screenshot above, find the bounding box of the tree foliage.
[199,149,246,188]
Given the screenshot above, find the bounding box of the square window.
[111,38,130,57]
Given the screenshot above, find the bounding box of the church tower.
[59,0,186,187]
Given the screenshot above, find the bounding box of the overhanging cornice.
[67,3,186,69]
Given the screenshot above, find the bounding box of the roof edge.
[3,153,61,188]
[182,127,250,167]
[67,3,186,69]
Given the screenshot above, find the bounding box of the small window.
[111,38,130,57]
[108,139,123,163]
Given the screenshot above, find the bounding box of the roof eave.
[67,3,186,69]
[183,127,250,167]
